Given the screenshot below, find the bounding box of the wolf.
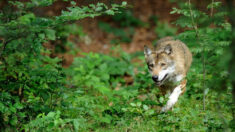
[144,37,192,112]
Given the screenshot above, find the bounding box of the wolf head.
[144,45,175,86]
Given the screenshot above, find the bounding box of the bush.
[0,0,126,130]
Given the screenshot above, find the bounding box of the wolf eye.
[161,63,166,66]
[148,64,154,69]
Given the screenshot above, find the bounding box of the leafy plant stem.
[188,0,198,37]
[210,0,214,17]
[188,0,206,111]
[202,45,206,111]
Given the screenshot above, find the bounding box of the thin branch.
[210,0,214,17]
[202,45,206,111]
[188,0,198,37]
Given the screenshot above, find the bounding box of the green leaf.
[105,10,115,15]
[170,7,178,14]
[14,102,23,110]
[18,112,26,118]
[71,1,76,6]
[100,115,111,124]
[121,108,127,112]
[207,2,222,9]
[45,29,56,40]
[137,102,142,107]
[96,6,103,12]
[0,102,5,112]
[18,13,35,24]
[130,103,136,107]
[145,109,155,116]
[143,105,149,111]
[73,119,79,131]
[10,116,18,126]
[122,1,127,6]
[159,97,164,104]
[10,106,16,113]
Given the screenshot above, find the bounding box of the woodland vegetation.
[0,0,234,131]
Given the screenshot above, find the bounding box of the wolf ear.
[144,45,152,56]
[164,44,172,55]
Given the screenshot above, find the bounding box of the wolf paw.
[161,85,182,112]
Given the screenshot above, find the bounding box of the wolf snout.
[152,75,159,82]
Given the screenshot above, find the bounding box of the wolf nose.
[152,75,158,81]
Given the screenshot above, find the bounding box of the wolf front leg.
[161,85,183,112]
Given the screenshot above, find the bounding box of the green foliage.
[99,9,146,44]
[98,21,135,44]
[62,53,135,127]
[155,21,178,38]
[50,52,171,130]
[66,52,133,95]
[0,0,126,130]
[170,1,234,130]
[171,1,231,92]
[111,9,145,27]
[52,23,85,54]
[24,111,72,132]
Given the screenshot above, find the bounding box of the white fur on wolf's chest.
[175,75,183,82]
[158,65,175,81]
[168,74,183,83]
[158,65,183,83]
[161,85,182,112]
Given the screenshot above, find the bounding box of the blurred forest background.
[0,0,234,131]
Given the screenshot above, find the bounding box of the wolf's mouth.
[155,74,168,86]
